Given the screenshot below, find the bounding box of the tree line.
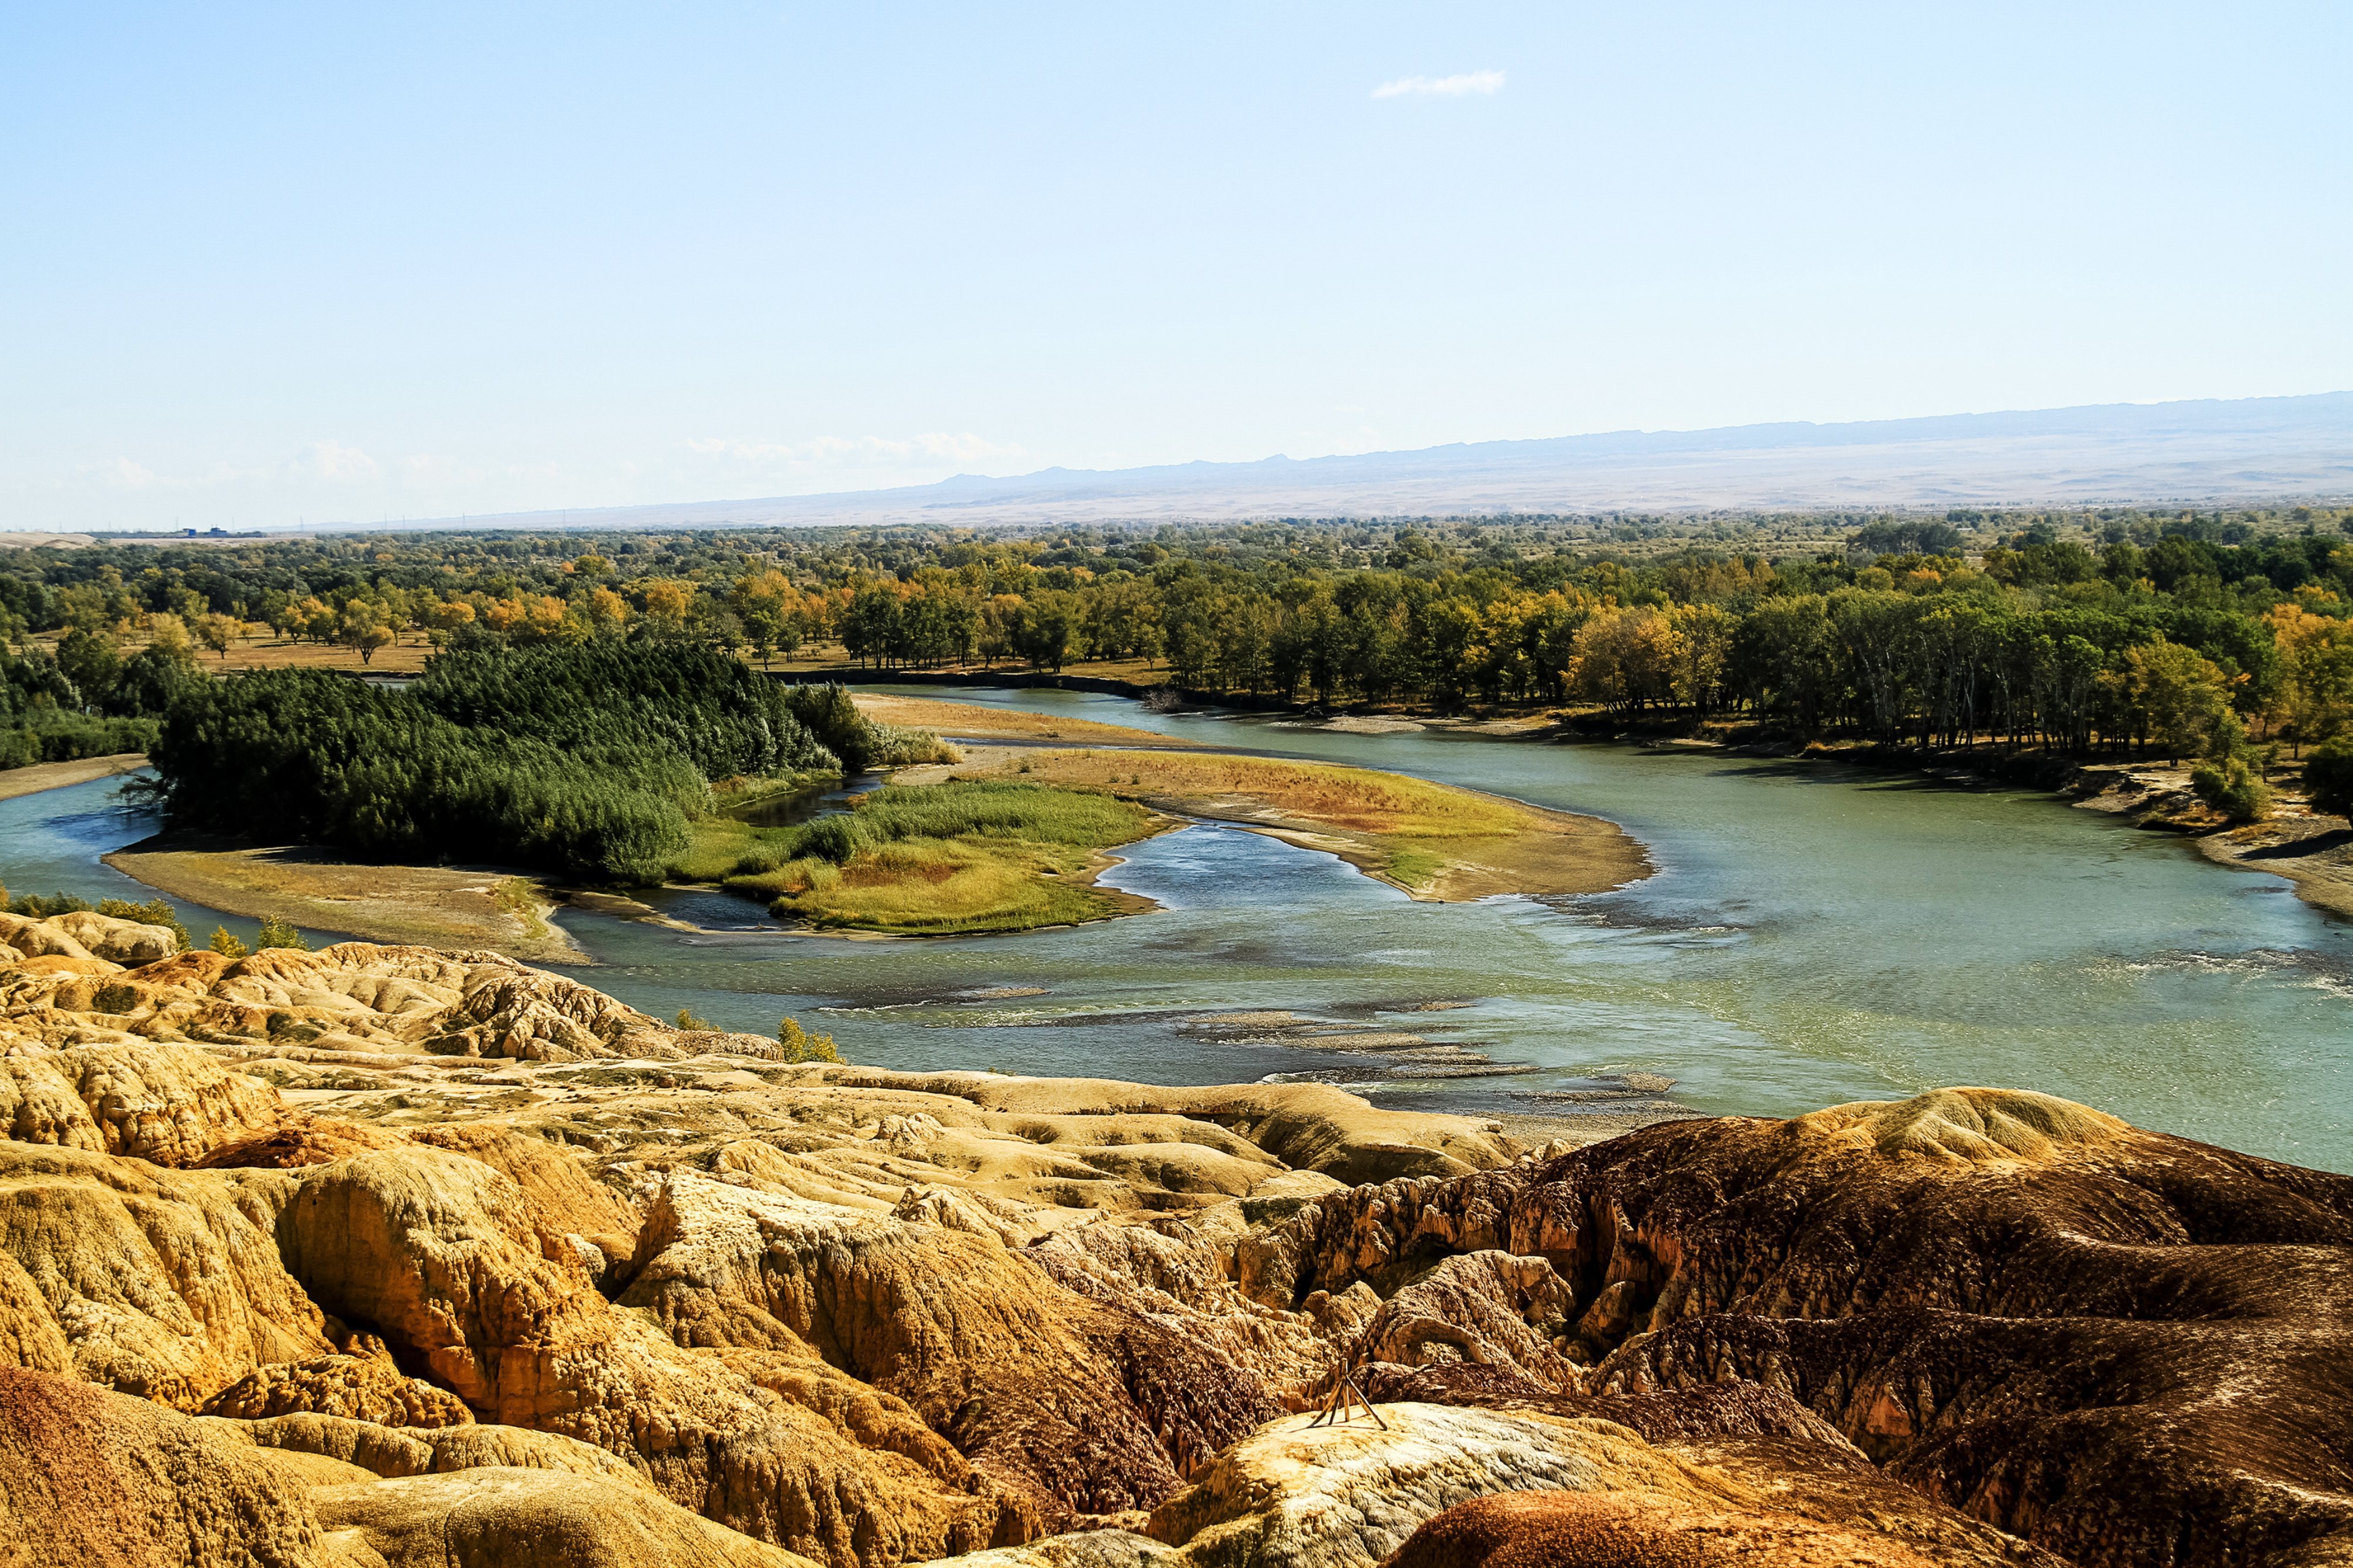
[9,511,2353,816]
[149,646,891,883]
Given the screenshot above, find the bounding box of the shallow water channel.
[5,683,2351,1170]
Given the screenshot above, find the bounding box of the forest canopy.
[8,505,2353,790]
[148,645,850,883]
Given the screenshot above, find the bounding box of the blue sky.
[4,3,2347,529]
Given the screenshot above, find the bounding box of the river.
[4,683,2349,1170]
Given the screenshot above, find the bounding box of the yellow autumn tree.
[2264,600,2353,755]
[1566,606,1682,715]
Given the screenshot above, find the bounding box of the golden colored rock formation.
[0,915,2341,1567]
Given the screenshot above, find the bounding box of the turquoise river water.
[3,683,2349,1170]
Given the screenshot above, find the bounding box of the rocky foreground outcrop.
[1235,1089,2353,1568]
[0,915,2343,1567]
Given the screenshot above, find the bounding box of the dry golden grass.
[208,636,433,673]
[768,649,1169,685]
[101,837,584,962]
[694,779,1171,934]
[972,749,1648,900]
[851,693,1198,748]
[26,630,435,675]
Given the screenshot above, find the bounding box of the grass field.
[958,748,1648,901]
[851,693,1204,748]
[31,630,438,675]
[695,779,1170,933]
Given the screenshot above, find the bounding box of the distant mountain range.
[400,392,2353,532]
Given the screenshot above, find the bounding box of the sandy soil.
[1299,715,1426,735]
[0,753,147,802]
[2197,816,2353,921]
[102,835,588,962]
[2071,763,2353,923]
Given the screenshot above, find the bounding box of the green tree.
[776,1015,841,1063]
[2111,639,2234,762]
[2191,754,2272,822]
[2305,739,2353,818]
[195,612,241,660]
[56,626,120,704]
[254,916,309,951]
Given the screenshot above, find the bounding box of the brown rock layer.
[1382,1490,1939,1568]
[1245,1086,2353,1568]
[0,1365,322,1568]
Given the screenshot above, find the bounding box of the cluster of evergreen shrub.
[0,646,178,767]
[152,645,845,883]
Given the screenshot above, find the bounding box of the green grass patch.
[707,779,1161,934]
[494,878,551,940]
[1381,848,1447,891]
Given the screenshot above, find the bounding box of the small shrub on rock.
[2192,755,2272,822]
[254,916,309,952]
[776,1016,841,1063]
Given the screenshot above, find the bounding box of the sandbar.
[906,746,1650,902]
[0,752,147,802]
[102,833,588,963]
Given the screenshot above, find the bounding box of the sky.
[3,3,2348,531]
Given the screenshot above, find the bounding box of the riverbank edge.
[0,752,148,803]
[1632,739,2353,923]
[100,835,591,963]
[891,738,1654,905]
[844,674,2353,925]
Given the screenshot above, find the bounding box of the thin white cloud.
[680,432,1023,472]
[78,455,266,492]
[309,439,380,482]
[74,441,417,494]
[1372,70,1505,99]
[96,457,160,491]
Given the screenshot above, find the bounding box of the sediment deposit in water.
[0,913,2347,1567]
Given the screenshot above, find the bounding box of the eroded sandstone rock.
[0,1142,332,1406]
[1144,1402,1749,1566]
[201,1350,476,1428]
[1241,1086,2353,1568]
[0,1043,278,1164]
[622,1169,1278,1521]
[0,1365,324,1567]
[1382,1490,1942,1568]
[308,1467,822,1568]
[46,910,178,965]
[6,930,2337,1568]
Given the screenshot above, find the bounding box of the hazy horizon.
[29,390,2343,538]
